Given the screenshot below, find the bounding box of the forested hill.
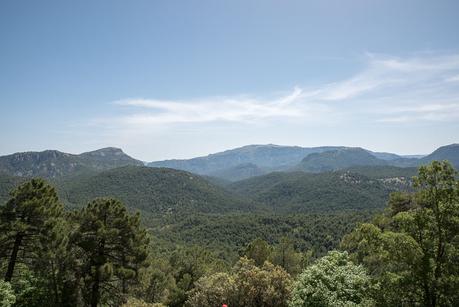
[419,143,459,166]
[147,143,459,181]
[0,147,143,178]
[295,147,388,172]
[2,143,458,182]
[56,165,254,214]
[148,144,344,174]
[228,170,409,213]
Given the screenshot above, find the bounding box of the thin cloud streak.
[98,51,459,130]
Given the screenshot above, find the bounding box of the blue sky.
[1,0,459,161]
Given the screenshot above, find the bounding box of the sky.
[1,0,459,161]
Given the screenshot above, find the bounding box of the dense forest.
[0,160,457,306]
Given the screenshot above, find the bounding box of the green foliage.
[0,148,142,179]
[134,257,176,304]
[73,198,149,306]
[185,272,236,307]
[0,280,15,307]
[289,251,375,307]
[186,257,292,307]
[167,245,227,307]
[232,257,292,307]
[269,237,303,276]
[152,211,372,262]
[0,173,24,205]
[342,161,459,306]
[244,238,271,266]
[344,165,417,180]
[297,148,387,173]
[229,171,395,212]
[0,178,63,282]
[59,166,253,214]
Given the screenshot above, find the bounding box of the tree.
[168,246,226,307]
[269,237,303,276]
[243,238,271,266]
[185,272,236,307]
[0,280,15,307]
[185,257,292,307]
[73,198,149,307]
[134,257,175,305]
[233,257,292,307]
[289,251,375,307]
[342,161,459,306]
[0,179,63,282]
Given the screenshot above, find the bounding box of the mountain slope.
[419,144,459,167]
[0,172,25,204]
[0,147,143,178]
[296,148,388,173]
[148,144,345,175]
[57,166,253,214]
[148,144,421,179]
[208,163,267,181]
[229,170,400,213]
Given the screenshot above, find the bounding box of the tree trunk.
[4,233,22,281]
[91,265,100,307]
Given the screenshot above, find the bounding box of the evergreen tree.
[243,238,271,266]
[73,198,149,307]
[269,237,303,276]
[342,161,459,306]
[0,179,63,282]
[0,280,15,307]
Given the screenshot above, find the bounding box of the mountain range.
[148,144,458,181]
[0,147,143,178]
[0,143,456,244]
[0,144,457,182]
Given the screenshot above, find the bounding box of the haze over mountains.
[148,143,458,181]
[0,142,456,265]
[0,147,143,178]
[0,143,456,215]
[0,143,457,182]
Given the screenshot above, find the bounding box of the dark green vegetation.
[295,148,387,172]
[229,170,407,212]
[148,143,459,181]
[1,144,457,182]
[148,144,344,174]
[0,162,457,306]
[0,147,142,179]
[0,143,458,306]
[341,161,459,306]
[57,166,252,214]
[208,162,267,182]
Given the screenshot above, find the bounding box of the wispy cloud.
[110,86,324,126]
[97,51,459,130]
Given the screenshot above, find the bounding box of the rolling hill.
[56,166,254,214]
[208,163,267,182]
[147,144,415,179]
[228,170,404,213]
[147,144,348,174]
[295,148,388,172]
[0,147,143,178]
[418,143,459,167]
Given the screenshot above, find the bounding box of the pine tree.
[73,198,149,307]
[0,179,63,282]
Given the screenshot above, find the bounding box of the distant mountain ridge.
[1,143,457,182]
[148,144,458,180]
[148,144,344,174]
[296,148,388,173]
[0,147,143,178]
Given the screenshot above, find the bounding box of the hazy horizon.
[1,0,458,160]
